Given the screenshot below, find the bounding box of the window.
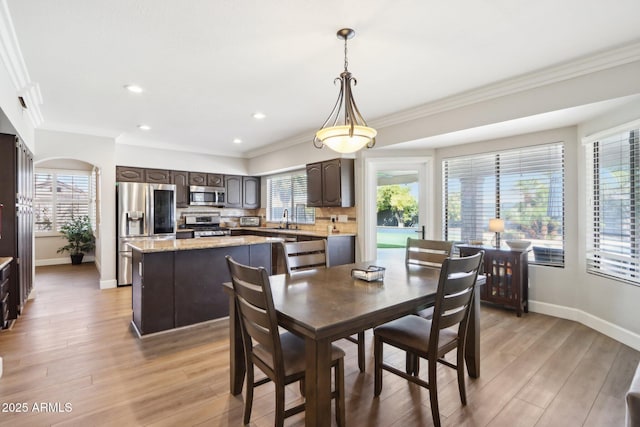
[443,143,565,266]
[585,123,640,285]
[35,169,95,234]
[267,170,315,224]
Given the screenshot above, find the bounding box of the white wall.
[115,143,248,175]
[34,129,117,289]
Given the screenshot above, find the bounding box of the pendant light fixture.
[313,28,376,154]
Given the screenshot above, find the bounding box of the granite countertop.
[127,235,282,253]
[231,227,356,238]
[0,257,13,270]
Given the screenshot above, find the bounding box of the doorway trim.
[360,156,434,261]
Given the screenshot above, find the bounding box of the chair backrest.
[226,255,283,377]
[429,251,484,353]
[281,239,329,274]
[405,238,453,268]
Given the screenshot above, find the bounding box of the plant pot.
[70,254,84,265]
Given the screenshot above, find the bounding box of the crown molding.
[372,40,640,129]
[0,0,43,127]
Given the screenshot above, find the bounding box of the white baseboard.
[529,300,640,352]
[100,279,117,290]
[35,256,95,267]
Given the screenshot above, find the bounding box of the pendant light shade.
[314,28,376,154]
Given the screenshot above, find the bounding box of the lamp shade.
[488,218,504,233]
[316,125,377,154]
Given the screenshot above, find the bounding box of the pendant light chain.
[344,36,349,72]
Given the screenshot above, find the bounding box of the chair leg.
[457,346,467,405]
[275,384,285,427]
[406,352,420,376]
[357,331,366,372]
[244,362,254,425]
[299,378,305,397]
[335,358,346,427]
[428,358,441,427]
[374,335,383,396]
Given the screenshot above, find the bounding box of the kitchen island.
[128,235,279,336]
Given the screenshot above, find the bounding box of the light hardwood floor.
[0,263,637,426]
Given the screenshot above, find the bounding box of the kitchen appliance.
[183,212,229,238]
[239,216,260,227]
[189,185,225,207]
[117,182,176,286]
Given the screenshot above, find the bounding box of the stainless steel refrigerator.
[117,182,176,286]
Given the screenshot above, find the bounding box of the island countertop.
[229,227,356,238]
[0,257,13,270]
[127,235,283,253]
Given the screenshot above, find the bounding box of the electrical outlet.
[338,215,348,223]
[330,215,337,221]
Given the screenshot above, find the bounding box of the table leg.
[305,337,333,427]
[228,294,245,395]
[465,286,481,378]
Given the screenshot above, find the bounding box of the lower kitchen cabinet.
[131,243,272,335]
[0,260,11,329]
[457,245,529,317]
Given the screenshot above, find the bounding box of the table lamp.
[489,218,504,249]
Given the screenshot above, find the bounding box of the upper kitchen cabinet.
[116,166,145,182]
[242,176,260,209]
[189,172,224,187]
[306,158,354,207]
[225,175,260,209]
[144,168,171,184]
[170,170,189,208]
[225,175,242,208]
[207,174,224,187]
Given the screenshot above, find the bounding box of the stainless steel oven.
[189,186,225,207]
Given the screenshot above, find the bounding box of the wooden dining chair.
[226,256,346,427]
[281,239,367,373]
[373,251,484,427]
[405,238,454,374]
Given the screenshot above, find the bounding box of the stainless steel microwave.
[189,185,225,207]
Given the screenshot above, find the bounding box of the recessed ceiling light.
[233,138,242,144]
[125,84,144,93]
[252,112,266,120]
[138,124,151,131]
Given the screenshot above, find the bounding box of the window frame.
[584,119,640,286]
[34,168,95,237]
[442,142,565,267]
[266,169,315,225]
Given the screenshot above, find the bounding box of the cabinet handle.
[138,262,143,277]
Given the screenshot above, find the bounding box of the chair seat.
[253,331,346,377]
[374,315,457,355]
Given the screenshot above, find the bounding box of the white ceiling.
[6,0,640,158]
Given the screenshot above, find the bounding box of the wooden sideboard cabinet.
[457,245,529,317]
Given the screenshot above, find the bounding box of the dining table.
[223,260,485,427]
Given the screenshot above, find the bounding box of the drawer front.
[1,293,8,328]
[0,265,9,282]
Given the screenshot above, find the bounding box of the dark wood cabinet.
[207,173,224,187]
[132,250,175,335]
[306,158,354,207]
[225,175,242,208]
[189,172,224,187]
[0,134,33,323]
[0,260,11,329]
[144,168,171,184]
[458,245,529,317]
[116,166,145,182]
[170,170,189,208]
[242,176,260,209]
[132,243,272,335]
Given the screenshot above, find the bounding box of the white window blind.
[443,143,565,266]
[267,170,315,224]
[585,126,640,285]
[34,169,94,234]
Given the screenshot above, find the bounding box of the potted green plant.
[57,215,96,265]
